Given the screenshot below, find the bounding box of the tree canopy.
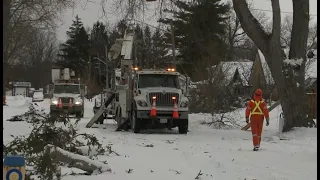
[159,0,230,78]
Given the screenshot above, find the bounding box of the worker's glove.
[246,118,249,124]
[266,118,270,126]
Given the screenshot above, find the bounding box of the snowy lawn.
[3,96,317,180]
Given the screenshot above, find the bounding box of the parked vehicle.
[32,91,44,102]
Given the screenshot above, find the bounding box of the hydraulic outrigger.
[86,22,136,131]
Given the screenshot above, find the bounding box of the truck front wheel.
[131,110,141,133]
[178,119,188,134]
[76,110,84,118]
[50,111,59,118]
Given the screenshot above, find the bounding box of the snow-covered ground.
[3,96,317,180]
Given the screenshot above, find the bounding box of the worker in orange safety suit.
[245,89,270,151]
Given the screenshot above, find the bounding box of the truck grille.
[148,92,179,107]
[59,97,74,103]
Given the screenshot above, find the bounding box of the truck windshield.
[54,85,80,94]
[138,74,180,88]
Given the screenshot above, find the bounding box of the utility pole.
[88,56,91,85]
[105,45,109,90]
[134,42,137,67]
[170,20,176,68]
[97,53,102,87]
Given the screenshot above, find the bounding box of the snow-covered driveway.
[3,96,317,180]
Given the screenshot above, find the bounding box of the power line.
[134,7,317,33]
[251,8,317,16]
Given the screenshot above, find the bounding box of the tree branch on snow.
[45,144,112,174]
[126,168,133,173]
[195,170,203,179]
[4,106,110,179]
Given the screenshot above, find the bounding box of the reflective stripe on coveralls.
[250,100,264,115]
[249,100,264,147]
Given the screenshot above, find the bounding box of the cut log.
[241,101,281,131]
[241,123,251,131]
[45,144,112,174]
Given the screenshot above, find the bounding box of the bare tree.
[26,29,58,88]
[307,22,317,50]
[7,28,58,89]
[3,0,75,88]
[225,7,269,61]
[280,15,317,50]
[233,0,312,132]
[280,15,293,47]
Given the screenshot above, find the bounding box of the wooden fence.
[306,89,317,126]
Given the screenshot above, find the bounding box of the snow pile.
[283,58,304,66]
[6,90,12,96]
[5,95,32,107]
[3,96,38,143]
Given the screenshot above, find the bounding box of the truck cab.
[50,82,84,118]
[128,68,190,134]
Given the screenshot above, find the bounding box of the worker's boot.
[253,146,259,151]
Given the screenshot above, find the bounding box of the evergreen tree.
[159,0,230,78]
[89,21,109,86]
[134,25,144,67]
[58,15,90,76]
[143,26,152,68]
[90,21,108,57]
[117,19,128,37]
[151,28,169,68]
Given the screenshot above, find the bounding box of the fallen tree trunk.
[45,144,112,174]
[241,101,281,131]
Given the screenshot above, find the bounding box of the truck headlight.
[180,101,188,108]
[137,100,148,107]
[75,99,83,105]
[51,99,58,105]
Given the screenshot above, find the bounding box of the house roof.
[215,60,253,86]
[52,63,64,69]
[257,50,275,85]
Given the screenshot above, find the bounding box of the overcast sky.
[56,0,318,42]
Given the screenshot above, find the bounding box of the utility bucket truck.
[86,24,191,134]
[50,68,85,118]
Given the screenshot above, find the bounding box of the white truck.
[118,68,190,133]
[49,68,85,118]
[86,20,190,134]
